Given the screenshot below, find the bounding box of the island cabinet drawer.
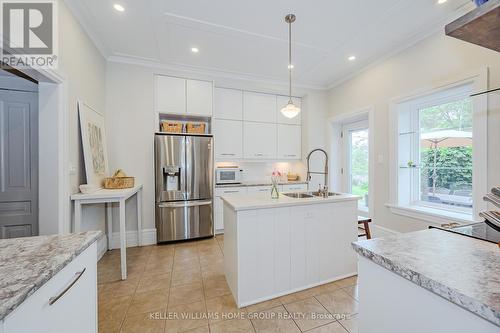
[281,184,308,192]
[3,242,97,333]
[246,186,271,194]
[214,187,247,199]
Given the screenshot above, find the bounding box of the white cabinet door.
[3,243,97,333]
[187,79,213,116]
[215,88,243,120]
[214,119,243,159]
[277,124,301,160]
[155,75,186,114]
[247,186,271,194]
[243,122,276,159]
[277,96,301,125]
[243,92,277,123]
[214,187,247,231]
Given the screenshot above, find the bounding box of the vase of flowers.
[271,171,281,199]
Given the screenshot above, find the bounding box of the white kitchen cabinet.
[214,119,243,159]
[243,92,277,123]
[281,183,308,192]
[215,88,243,120]
[214,187,247,232]
[243,122,276,159]
[2,242,97,333]
[276,96,301,125]
[277,124,301,160]
[187,79,213,116]
[155,75,186,114]
[246,186,272,194]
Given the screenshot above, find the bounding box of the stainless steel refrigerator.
[155,133,213,242]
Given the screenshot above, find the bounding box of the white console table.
[70,185,143,280]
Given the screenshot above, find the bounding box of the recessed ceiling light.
[288,64,294,69]
[191,47,199,53]
[113,4,125,12]
[437,0,447,4]
[348,55,356,61]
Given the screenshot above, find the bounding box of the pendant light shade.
[281,14,300,119]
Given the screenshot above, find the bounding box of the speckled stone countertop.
[0,231,102,321]
[352,229,500,326]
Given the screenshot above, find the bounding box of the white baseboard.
[107,228,157,250]
[97,234,108,260]
[370,224,400,238]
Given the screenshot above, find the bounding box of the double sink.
[283,191,340,198]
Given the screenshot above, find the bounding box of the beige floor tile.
[210,318,255,333]
[98,295,132,330]
[127,290,169,315]
[165,301,208,333]
[315,290,358,320]
[137,273,171,293]
[340,315,358,333]
[168,282,205,307]
[182,325,210,333]
[206,294,246,324]
[173,257,200,271]
[342,285,358,301]
[120,311,165,333]
[203,276,231,299]
[171,267,203,287]
[244,298,282,314]
[99,319,122,333]
[334,276,357,288]
[174,247,199,260]
[283,297,334,331]
[316,282,342,294]
[307,321,349,333]
[279,287,317,305]
[102,278,140,298]
[144,261,174,276]
[250,305,300,333]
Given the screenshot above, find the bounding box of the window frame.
[387,69,488,225]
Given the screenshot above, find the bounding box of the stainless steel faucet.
[306,149,329,191]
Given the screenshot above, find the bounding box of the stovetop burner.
[432,221,500,244]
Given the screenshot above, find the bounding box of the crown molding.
[326,2,474,90]
[107,54,329,91]
[63,0,110,59]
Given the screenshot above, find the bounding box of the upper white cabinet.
[277,96,302,125]
[215,88,243,120]
[187,79,213,116]
[155,75,213,116]
[277,124,301,160]
[214,119,243,159]
[155,75,186,114]
[244,122,276,159]
[243,92,277,123]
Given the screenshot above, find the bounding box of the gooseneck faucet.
[306,149,329,193]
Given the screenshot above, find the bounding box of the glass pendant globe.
[280,102,300,119]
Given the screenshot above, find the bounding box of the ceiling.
[66,0,472,89]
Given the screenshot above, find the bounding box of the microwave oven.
[216,167,243,184]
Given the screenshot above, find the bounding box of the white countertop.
[221,192,359,211]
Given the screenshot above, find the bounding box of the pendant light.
[281,14,300,119]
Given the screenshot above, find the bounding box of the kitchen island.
[352,229,500,332]
[222,192,360,307]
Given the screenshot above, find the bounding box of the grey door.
[185,136,212,200]
[0,90,38,239]
[155,134,186,202]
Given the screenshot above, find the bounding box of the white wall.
[58,0,107,233]
[327,31,500,233]
[105,61,329,232]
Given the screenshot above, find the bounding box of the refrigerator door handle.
[158,200,212,208]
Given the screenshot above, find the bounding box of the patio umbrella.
[420,130,472,196]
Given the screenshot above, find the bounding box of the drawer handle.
[221,153,236,156]
[255,153,264,156]
[223,190,240,194]
[49,268,86,306]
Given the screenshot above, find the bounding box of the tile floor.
[97,235,359,333]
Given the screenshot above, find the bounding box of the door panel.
[0,91,38,238]
[155,135,186,202]
[185,136,212,200]
[156,201,213,242]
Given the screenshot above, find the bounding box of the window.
[397,84,473,216]
[342,120,369,213]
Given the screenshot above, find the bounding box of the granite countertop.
[0,231,102,321]
[221,192,359,211]
[352,229,500,326]
[215,181,308,188]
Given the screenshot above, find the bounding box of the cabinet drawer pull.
[223,190,240,194]
[221,153,236,156]
[49,268,86,306]
[255,153,264,157]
